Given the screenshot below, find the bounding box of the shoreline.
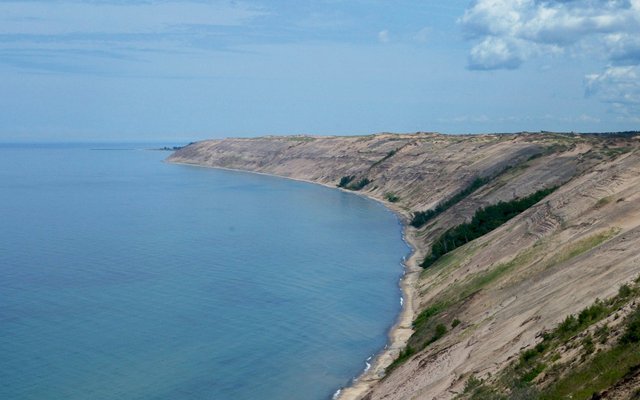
[166,160,420,400]
[335,224,421,400]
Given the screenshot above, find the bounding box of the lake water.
[0,143,408,400]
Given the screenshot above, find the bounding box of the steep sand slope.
[168,132,640,399]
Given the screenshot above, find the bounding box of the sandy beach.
[335,222,421,400]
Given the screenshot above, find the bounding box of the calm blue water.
[0,143,408,400]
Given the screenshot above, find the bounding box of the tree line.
[411,177,489,228]
[421,186,557,268]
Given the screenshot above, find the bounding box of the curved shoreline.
[335,226,421,400]
[166,160,420,400]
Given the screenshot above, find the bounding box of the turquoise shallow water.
[0,143,408,400]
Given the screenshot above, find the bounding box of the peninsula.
[168,132,640,400]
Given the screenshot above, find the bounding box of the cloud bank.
[461,0,640,114]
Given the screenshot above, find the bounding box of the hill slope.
[168,132,640,400]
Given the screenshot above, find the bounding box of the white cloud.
[585,66,640,114]
[378,30,390,43]
[461,0,640,70]
[606,33,640,65]
[468,36,524,70]
[461,0,640,115]
[0,1,265,35]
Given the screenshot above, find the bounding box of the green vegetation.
[522,362,547,383]
[553,300,609,341]
[460,280,640,400]
[392,246,540,372]
[432,324,448,341]
[527,152,544,162]
[541,341,640,400]
[595,196,612,208]
[385,192,400,203]
[349,177,371,191]
[386,318,447,373]
[285,136,316,142]
[411,177,489,228]
[621,305,640,344]
[542,229,619,272]
[396,230,616,374]
[581,334,595,355]
[385,302,452,371]
[337,175,354,188]
[413,303,447,332]
[386,346,416,372]
[601,146,633,158]
[421,187,557,268]
[450,257,525,301]
[464,376,483,393]
[371,148,399,168]
[595,324,610,344]
[337,176,372,191]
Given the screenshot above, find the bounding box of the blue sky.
[1,0,639,142]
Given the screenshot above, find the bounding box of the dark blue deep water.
[0,143,408,400]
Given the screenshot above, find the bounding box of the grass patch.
[386,302,452,370]
[541,343,640,399]
[456,260,519,299]
[464,376,483,393]
[602,146,633,158]
[456,280,640,400]
[386,345,416,373]
[285,136,316,142]
[551,299,611,342]
[522,363,547,383]
[417,245,542,352]
[413,303,448,331]
[420,245,477,277]
[621,305,640,344]
[544,229,619,271]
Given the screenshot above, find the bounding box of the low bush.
[349,178,371,191]
[621,307,640,344]
[337,176,372,191]
[337,175,354,188]
[385,192,400,203]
